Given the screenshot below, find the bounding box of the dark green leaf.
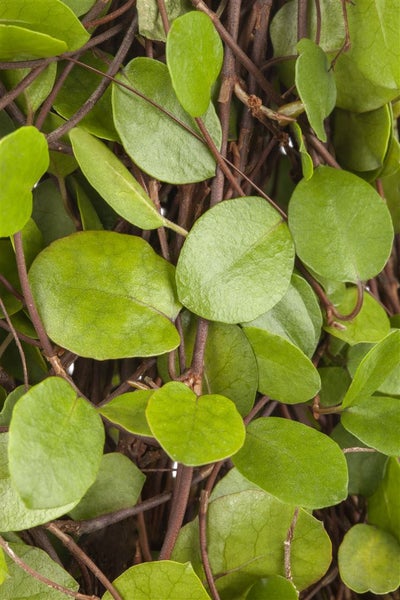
[1,64,57,115]
[318,367,351,407]
[233,417,348,508]
[368,457,400,542]
[32,179,77,244]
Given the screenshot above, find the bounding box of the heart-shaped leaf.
[0,126,49,237]
[146,381,245,466]
[288,166,394,282]
[112,57,221,184]
[233,417,348,508]
[176,197,295,323]
[8,377,105,509]
[28,231,181,359]
[166,11,223,117]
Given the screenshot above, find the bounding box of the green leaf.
[291,122,313,180]
[102,561,211,600]
[0,434,78,531]
[246,576,298,600]
[347,343,400,396]
[333,0,400,112]
[244,273,322,358]
[60,0,96,15]
[318,367,351,408]
[8,377,105,509]
[233,417,348,508]
[243,328,320,404]
[176,197,294,323]
[342,330,400,407]
[158,312,258,416]
[1,64,57,115]
[70,128,183,232]
[324,288,390,345]
[68,453,145,520]
[137,0,191,42]
[28,231,181,359]
[172,488,332,595]
[383,167,400,233]
[368,457,400,542]
[331,424,388,497]
[0,388,26,427]
[112,57,221,184]
[74,180,104,231]
[0,0,90,60]
[2,542,79,599]
[295,38,336,142]
[288,166,394,282]
[0,547,8,585]
[32,179,77,245]
[146,381,245,466]
[166,11,223,117]
[333,105,392,172]
[338,524,400,594]
[0,126,49,237]
[98,391,154,437]
[341,395,400,456]
[54,53,118,141]
[0,239,22,318]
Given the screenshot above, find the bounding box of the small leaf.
[28,231,181,359]
[176,197,294,323]
[8,377,105,509]
[98,391,154,437]
[338,524,400,594]
[324,288,390,345]
[60,0,96,16]
[291,122,313,180]
[68,453,145,520]
[347,343,400,396]
[288,166,394,282]
[295,38,336,141]
[112,57,221,184]
[368,457,400,542]
[75,180,104,231]
[146,381,245,466]
[102,561,210,600]
[341,396,400,456]
[0,126,49,237]
[70,128,165,230]
[32,179,77,244]
[246,576,299,600]
[166,11,223,117]
[233,417,348,508]
[244,273,322,358]
[0,240,22,318]
[243,328,320,404]
[342,330,400,407]
[137,0,191,42]
[2,542,79,599]
[319,367,351,408]
[1,63,57,115]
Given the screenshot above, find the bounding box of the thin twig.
[0,298,29,390]
[199,490,221,600]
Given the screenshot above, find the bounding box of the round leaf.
[166,11,223,117]
[8,377,105,509]
[246,576,298,600]
[146,381,245,466]
[102,561,210,600]
[338,524,400,594]
[233,417,348,508]
[295,38,336,142]
[0,434,78,531]
[112,57,221,184]
[288,166,394,282]
[98,390,154,437]
[0,126,49,237]
[243,328,321,404]
[176,197,295,323]
[28,231,181,359]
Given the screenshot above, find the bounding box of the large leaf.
[243,328,320,404]
[233,418,348,508]
[98,390,154,437]
[102,561,210,600]
[342,330,400,407]
[70,128,185,234]
[368,457,400,542]
[176,197,294,323]
[0,434,78,531]
[8,377,105,509]
[166,11,223,117]
[28,231,181,359]
[146,382,245,466]
[172,488,332,595]
[2,542,79,599]
[0,0,89,60]
[244,273,322,357]
[341,395,400,456]
[338,524,400,594]
[295,38,336,142]
[68,453,145,520]
[112,57,221,184]
[0,126,49,237]
[288,166,394,282]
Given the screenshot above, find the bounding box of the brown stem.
[0,298,28,390]
[156,0,171,33]
[297,0,308,41]
[199,490,221,600]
